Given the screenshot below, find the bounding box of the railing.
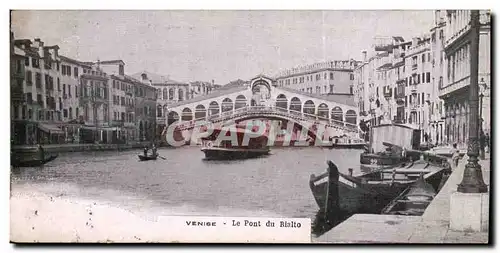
[173,106,359,133]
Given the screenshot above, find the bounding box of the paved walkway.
[314,153,490,244]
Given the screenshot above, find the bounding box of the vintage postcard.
[9,9,491,244]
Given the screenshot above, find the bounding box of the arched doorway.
[276,94,287,109]
[303,100,315,115]
[195,104,206,120]
[289,97,302,112]
[235,95,247,109]
[345,110,357,125]
[331,106,343,122]
[209,101,220,116]
[181,107,193,121]
[318,103,329,119]
[221,98,234,112]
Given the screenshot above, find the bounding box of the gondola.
[138,154,158,161]
[11,154,58,167]
[381,174,437,216]
[309,159,446,219]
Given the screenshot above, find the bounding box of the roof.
[60,55,92,67]
[277,86,357,107]
[129,71,186,85]
[100,60,125,65]
[169,85,248,108]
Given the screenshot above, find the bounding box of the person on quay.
[451,143,460,168]
[485,133,490,153]
[479,129,486,160]
[38,144,45,161]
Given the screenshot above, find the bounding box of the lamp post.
[457,10,488,193]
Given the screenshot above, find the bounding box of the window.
[35,73,42,88]
[74,67,79,78]
[67,66,71,76]
[121,97,125,105]
[32,58,40,68]
[25,57,30,66]
[426,72,431,83]
[422,92,425,104]
[422,54,425,63]
[63,84,66,95]
[324,73,327,79]
[350,74,354,80]
[26,71,32,85]
[63,109,68,118]
[329,84,334,93]
[422,73,425,83]
[330,72,334,80]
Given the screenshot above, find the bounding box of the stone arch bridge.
[164,75,361,141]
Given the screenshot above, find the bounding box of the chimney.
[362,51,367,62]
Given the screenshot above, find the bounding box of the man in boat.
[151,143,157,157]
[143,146,149,157]
[38,144,45,161]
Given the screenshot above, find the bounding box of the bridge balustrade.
[171,105,359,134]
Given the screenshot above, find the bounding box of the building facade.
[439,10,491,149]
[276,60,358,95]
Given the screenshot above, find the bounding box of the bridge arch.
[290,97,302,112]
[235,95,247,109]
[331,106,343,122]
[221,98,234,112]
[276,94,288,109]
[303,100,315,115]
[318,103,329,119]
[167,111,179,125]
[209,101,220,116]
[195,104,206,120]
[181,107,193,121]
[345,110,357,125]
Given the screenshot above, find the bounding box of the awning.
[38,123,64,135]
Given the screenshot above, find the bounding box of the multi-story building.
[10,32,27,145]
[59,55,90,143]
[429,10,448,145]
[13,37,65,145]
[439,10,491,148]
[403,35,433,140]
[132,71,220,140]
[78,64,111,143]
[276,60,358,95]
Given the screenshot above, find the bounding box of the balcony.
[110,120,124,127]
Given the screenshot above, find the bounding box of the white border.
[2,1,498,252]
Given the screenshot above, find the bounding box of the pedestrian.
[479,130,486,160]
[38,144,45,161]
[485,133,490,153]
[451,143,460,168]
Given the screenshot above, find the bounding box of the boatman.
[143,146,148,157]
[38,144,45,161]
[152,143,157,156]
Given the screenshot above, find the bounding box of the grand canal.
[11,147,362,227]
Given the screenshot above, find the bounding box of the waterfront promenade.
[314,153,490,244]
[11,141,155,154]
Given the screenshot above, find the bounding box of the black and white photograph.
[7,6,492,244]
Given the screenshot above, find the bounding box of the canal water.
[10,146,362,233]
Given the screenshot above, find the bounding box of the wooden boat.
[360,123,422,172]
[381,174,437,216]
[309,159,446,219]
[200,125,270,160]
[138,154,158,161]
[330,138,368,150]
[11,154,58,167]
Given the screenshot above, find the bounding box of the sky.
[11,10,434,85]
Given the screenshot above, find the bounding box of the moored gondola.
[11,155,59,167]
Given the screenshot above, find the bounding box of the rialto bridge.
[164,75,361,141]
